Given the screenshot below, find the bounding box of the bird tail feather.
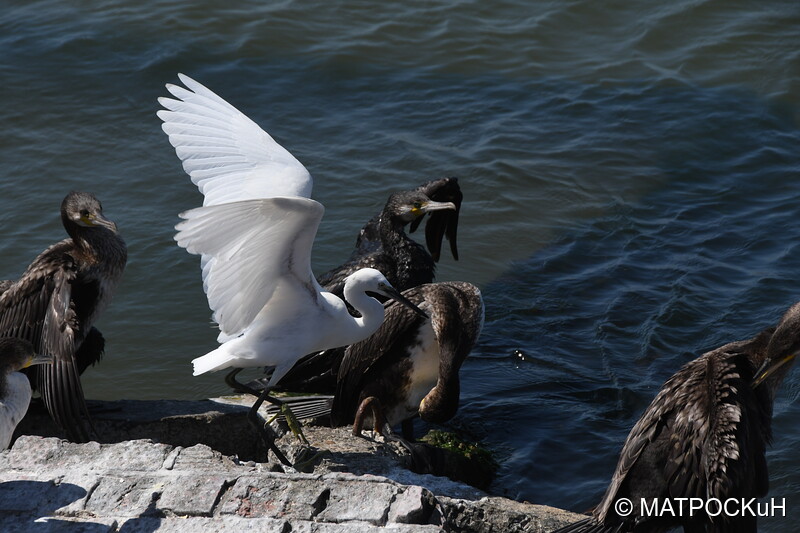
[192,346,236,376]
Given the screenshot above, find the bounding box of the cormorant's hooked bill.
[753,351,799,386]
[22,353,55,368]
[409,177,463,262]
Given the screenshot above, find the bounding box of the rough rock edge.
[4,398,584,532]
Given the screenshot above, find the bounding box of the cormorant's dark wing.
[694,347,771,502]
[353,212,382,256]
[75,327,105,376]
[594,334,772,526]
[0,244,92,442]
[273,347,342,394]
[410,177,462,261]
[331,286,428,426]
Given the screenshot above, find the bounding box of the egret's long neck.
[342,287,386,343]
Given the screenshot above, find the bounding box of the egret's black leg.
[226,370,307,458]
[225,368,261,396]
[225,368,286,408]
[247,385,291,466]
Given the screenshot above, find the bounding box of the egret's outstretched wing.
[157,73,312,205]
[175,197,325,337]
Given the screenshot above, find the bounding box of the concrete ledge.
[4,399,585,532]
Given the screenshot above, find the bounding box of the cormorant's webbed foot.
[352,396,387,437]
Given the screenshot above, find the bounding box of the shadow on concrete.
[0,480,108,531]
[116,499,162,533]
[15,398,264,460]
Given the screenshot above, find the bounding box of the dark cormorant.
[275,178,463,393]
[0,192,127,442]
[350,177,462,263]
[316,182,460,300]
[331,281,484,439]
[554,301,800,533]
[0,338,53,449]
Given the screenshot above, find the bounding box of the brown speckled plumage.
[556,302,800,533]
[331,281,483,435]
[0,192,126,442]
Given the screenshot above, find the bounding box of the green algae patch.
[420,429,498,474]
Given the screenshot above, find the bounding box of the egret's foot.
[246,385,292,467]
[281,403,309,445]
[292,447,327,473]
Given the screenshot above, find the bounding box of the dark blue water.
[2,1,799,530]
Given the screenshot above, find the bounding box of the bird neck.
[67,226,126,266]
[341,287,385,342]
[378,213,414,245]
[420,374,460,423]
[377,214,434,285]
[747,326,795,401]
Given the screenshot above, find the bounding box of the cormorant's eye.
[80,210,90,218]
[412,202,422,209]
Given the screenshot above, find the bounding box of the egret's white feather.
[175,197,324,337]
[157,73,312,205]
[160,75,417,393]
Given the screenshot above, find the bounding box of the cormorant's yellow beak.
[22,353,55,369]
[81,212,118,232]
[753,352,798,387]
[411,200,457,218]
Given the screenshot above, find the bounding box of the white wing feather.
[157,73,312,205]
[175,197,325,337]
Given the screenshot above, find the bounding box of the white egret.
[157,74,427,464]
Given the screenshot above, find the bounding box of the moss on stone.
[420,429,498,473]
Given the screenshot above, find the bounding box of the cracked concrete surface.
[3,399,584,532]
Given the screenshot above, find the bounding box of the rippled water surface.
[2,1,799,530]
